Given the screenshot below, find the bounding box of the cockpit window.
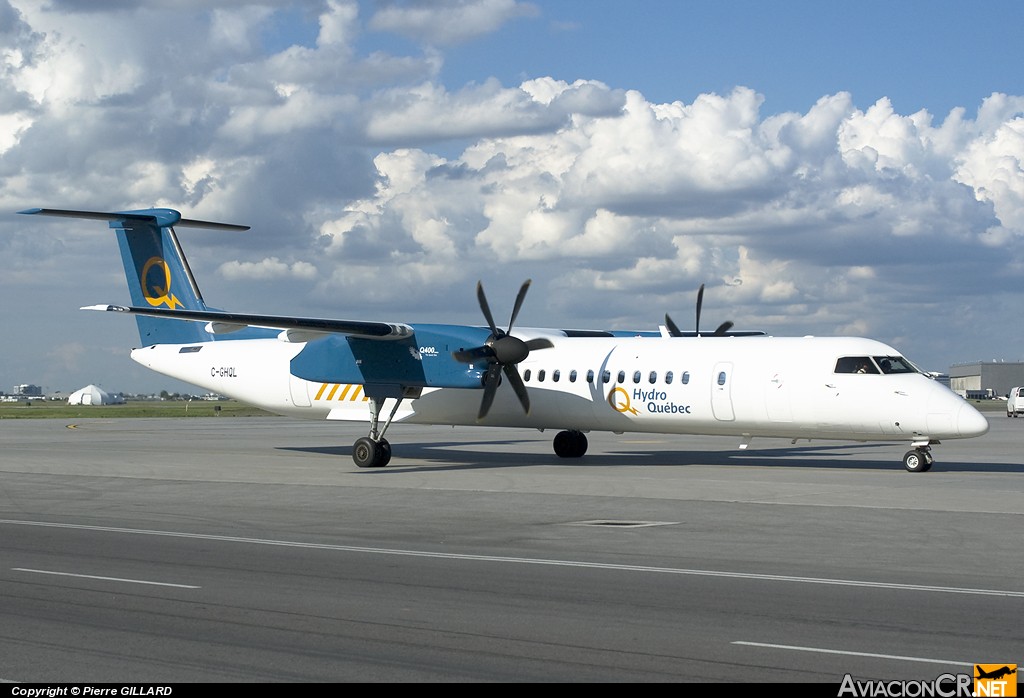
[835,356,920,375]
[872,356,918,374]
[835,357,879,374]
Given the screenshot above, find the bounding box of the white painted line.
[12,568,201,589]
[732,641,973,667]
[2,519,1023,599]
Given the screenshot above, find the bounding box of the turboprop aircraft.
[20,207,988,471]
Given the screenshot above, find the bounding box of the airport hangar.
[949,360,1024,398]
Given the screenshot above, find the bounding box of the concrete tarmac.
[0,415,1021,682]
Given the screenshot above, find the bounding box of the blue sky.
[2,0,1024,394]
[415,1,1023,118]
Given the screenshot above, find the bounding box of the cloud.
[319,84,1024,355]
[365,77,625,144]
[218,257,318,281]
[3,0,1024,393]
[953,104,1024,232]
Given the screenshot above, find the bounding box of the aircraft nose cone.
[957,402,989,437]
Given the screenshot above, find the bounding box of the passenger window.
[524,369,531,381]
[538,370,546,382]
[717,371,727,386]
[665,371,674,384]
[649,371,657,384]
[681,371,690,385]
[602,370,611,384]
[617,370,625,383]
[553,370,560,382]
[633,370,642,384]
[569,370,577,383]
[587,369,595,383]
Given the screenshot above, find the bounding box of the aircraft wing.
[82,304,414,340]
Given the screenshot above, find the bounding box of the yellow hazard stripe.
[315,383,370,402]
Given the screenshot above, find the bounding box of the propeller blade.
[507,279,532,334]
[667,284,737,337]
[503,364,530,415]
[664,313,683,338]
[477,364,502,420]
[476,281,500,336]
[524,338,554,352]
[713,320,734,336]
[695,283,705,337]
[469,278,543,420]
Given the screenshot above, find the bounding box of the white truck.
[1008,386,1024,417]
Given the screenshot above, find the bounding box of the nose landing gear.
[902,446,934,472]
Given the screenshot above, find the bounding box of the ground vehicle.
[1008,387,1024,417]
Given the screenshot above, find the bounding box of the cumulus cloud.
[218,257,318,281]
[364,77,625,144]
[321,83,1024,353]
[3,0,1024,393]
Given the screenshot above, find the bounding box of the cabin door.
[711,362,735,421]
[289,374,312,407]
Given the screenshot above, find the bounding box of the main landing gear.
[553,429,588,458]
[352,392,409,468]
[353,436,391,468]
[902,446,934,473]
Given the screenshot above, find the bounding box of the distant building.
[948,362,1024,398]
[68,385,125,405]
[13,384,43,396]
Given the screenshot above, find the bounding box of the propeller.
[664,283,734,337]
[452,280,554,420]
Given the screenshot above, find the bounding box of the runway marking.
[3,519,1024,599]
[732,641,973,667]
[565,520,678,528]
[11,567,201,589]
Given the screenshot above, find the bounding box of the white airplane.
[20,207,989,471]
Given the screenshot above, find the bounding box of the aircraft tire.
[378,439,392,467]
[553,430,588,458]
[903,449,931,473]
[353,437,387,468]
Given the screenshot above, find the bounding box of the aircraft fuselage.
[131,333,987,444]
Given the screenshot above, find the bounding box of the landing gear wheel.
[553,430,588,458]
[903,449,932,473]
[353,437,389,468]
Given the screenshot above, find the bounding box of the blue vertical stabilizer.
[18,207,249,345]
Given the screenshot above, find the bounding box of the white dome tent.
[67,385,124,406]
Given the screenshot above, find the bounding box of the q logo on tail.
[141,256,183,309]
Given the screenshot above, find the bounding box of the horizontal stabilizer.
[82,304,414,340]
[18,207,250,231]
